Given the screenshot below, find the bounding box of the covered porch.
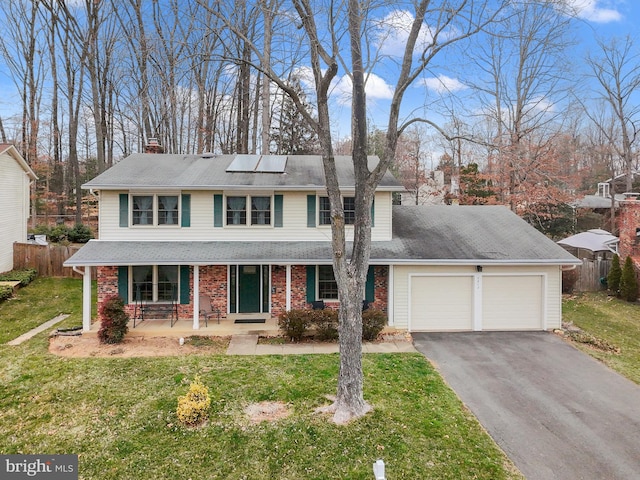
[63,240,391,333]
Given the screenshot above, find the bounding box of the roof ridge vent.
[201,152,215,158]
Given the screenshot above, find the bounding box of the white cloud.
[332,73,394,105]
[422,75,467,94]
[561,0,622,23]
[373,10,434,57]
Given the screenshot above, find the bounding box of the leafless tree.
[585,35,640,193]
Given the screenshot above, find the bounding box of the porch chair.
[199,295,220,326]
[311,300,325,310]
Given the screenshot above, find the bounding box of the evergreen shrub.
[619,256,639,302]
[98,295,129,344]
[176,375,211,427]
[607,254,622,296]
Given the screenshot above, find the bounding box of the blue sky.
[0,0,638,148]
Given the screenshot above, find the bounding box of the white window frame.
[318,195,356,226]
[130,265,179,303]
[225,194,273,227]
[130,193,181,227]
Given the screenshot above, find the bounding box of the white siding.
[0,153,29,272]
[393,264,562,331]
[99,190,394,242]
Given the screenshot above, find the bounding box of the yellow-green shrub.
[176,376,211,426]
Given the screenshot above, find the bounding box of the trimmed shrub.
[278,309,311,342]
[361,308,386,341]
[310,309,339,341]
[0,269,37,287]
[98,295,129,344]
[619,256,639,302]
[177,375,211,427]
[608,254,622,296]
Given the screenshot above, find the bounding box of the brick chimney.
[144,138,164,154]
[617,198,640,259]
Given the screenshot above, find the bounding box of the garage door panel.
[411,276,473,331]
[482,275,542,330]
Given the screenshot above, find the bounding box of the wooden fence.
[571,258,611,292]
[13,242,94,279]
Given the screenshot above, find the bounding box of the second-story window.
[132,195,154,225]
[226,195,272,226]
[227,196,247,225]
[132,194,179,226]
[158,196,179,225]
[251,196,271,225]
[319,196,355,225]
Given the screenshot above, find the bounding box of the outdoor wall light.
[476,265,483,272]
[373,459,385,480]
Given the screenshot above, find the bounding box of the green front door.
[238,265,261,313]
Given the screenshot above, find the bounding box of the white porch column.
[82,266,92,332]
[193,265,200,329]
[387,265,394,326]
[286,264,292,311]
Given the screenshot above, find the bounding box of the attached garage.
[399,265,556,332]
[482,275,544,330]
[410,275,474,331]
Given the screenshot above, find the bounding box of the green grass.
[563,292,640,384]
[0,277,97,344]
[0,279,522,479]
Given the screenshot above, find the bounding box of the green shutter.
[181,194,191,227]
[274,195,283,227]
[307,195,316,227]
[179,265,190,305]
[119,194,128,227]
[306,265,316,302]
[213,194,223,227]
[365,266,375,302]
[371,198,375,228]
[118,266,129,303]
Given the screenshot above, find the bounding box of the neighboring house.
[64,153,579,333]
[0,144,37,273]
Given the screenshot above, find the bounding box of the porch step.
[226,334,259,355]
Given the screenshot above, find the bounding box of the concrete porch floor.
[84,315,281,338]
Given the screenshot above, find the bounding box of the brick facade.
[95,263,390,323]
[615,200,640,288]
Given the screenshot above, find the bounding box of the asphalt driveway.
[412,332,640,480]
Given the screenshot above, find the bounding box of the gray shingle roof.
[64,205,579,266]
[82,154,404,191]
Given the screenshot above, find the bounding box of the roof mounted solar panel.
[226,155,260,172]
[256,155,287,172]
[226,154,287,173]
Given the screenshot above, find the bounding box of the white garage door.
[410,276,473,331]
[482,275,543,330]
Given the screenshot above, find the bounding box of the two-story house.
[64,153,579,333]
[0,144,37,273]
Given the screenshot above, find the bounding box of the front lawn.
[562,292,640,384]
[0,279,522,479]
[0,276,96,344]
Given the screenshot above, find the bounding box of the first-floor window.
[132,265,178,302]
[318,265,338,300]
